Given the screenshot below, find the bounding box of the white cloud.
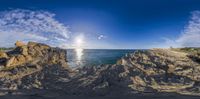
[97,34,106,40]
[0,31,48,47]
[162,11,200,48]
[0,9,70,47]
[175,11,200,47]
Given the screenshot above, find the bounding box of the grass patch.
[179,47,200,53]
[0,47,14,51]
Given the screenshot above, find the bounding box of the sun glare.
[75,35,84,48]
[74,34,84,63]
[76,38,83,46]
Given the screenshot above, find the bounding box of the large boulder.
[15,41,25,47]
[2,41,68,68]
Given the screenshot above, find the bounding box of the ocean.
[67,49,135,68]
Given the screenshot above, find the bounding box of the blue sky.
[0,0,200,49]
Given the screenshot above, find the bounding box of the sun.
[76,38,83,45]
[75,34,84,48]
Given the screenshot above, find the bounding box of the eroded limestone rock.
[15,41,25,47]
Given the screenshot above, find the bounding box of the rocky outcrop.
[62,48,200,96]
[97,49,200,95]
[0,41,72,91]
[2,41,68,68]
[0,42,200,97]
[15,41,25,47]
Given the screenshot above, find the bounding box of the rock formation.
[0,41,73,91]
[15,41,25,47]
[0,42,200,98]
[63,48,200,96]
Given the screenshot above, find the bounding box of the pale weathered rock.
[116,58,127,65]
[16,55,26,64]
[20,46,28,55]
[131,76,146,86]
[0,51,8,58]
[24,55,32,61]
[167,64,175,73]
[6,57,16,67]
[27,42,38,47]
[3,41,67,68]
[15,41,25,47]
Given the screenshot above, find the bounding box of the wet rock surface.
[0,42,200,98]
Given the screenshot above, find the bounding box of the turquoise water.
[67,49,135,67]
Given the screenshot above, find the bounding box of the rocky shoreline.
[0,41,200,99]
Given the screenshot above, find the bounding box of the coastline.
[0,42,200,98]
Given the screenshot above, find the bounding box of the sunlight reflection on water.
[67,49,134,68]
[75,48,84,64]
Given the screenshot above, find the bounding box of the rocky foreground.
[0,42,200,99]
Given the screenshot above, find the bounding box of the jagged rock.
[15,41,25,47]
[73,48,198,95]
[5,55,30,67]
[20,46,28,55]
[0,42,200,97]
[5,57,16,67]
[0,51,8,58]
[0,41,72,91]
[131,76,146,86]
[0,51,8,66]
[129,76,147,91]
[3,41,68,68]
[26,42,50,58]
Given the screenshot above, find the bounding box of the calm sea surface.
[67,49,135,68]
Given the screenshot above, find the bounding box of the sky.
[0,0,200,49]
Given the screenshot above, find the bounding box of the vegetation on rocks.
[0,47,14,51]
[172,47,200,63]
